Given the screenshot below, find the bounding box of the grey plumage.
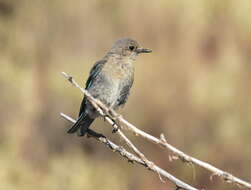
[68,38,151,136]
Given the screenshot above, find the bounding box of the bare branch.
[60,113,199,190]
[61,71,251,189]
[61,72,152,167]
[117,119,251,188]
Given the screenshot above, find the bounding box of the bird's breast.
[103,59,134,80]
[88,57,134,108]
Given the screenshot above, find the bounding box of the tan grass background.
[1,0,251,189]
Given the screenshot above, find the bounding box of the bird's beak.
[136,47,152,54]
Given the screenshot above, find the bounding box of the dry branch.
[61,74,154,170]
[116,118,251,189]
[60,113,198,190]
[61,72,251,189]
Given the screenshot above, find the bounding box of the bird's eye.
[129,45,135,51]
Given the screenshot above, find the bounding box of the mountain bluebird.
[68,38,152,136]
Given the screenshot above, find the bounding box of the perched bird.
[68,38,152,136]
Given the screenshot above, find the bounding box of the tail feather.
[67,113,84,133]
[67,113,94,136]
[78,117,94,136]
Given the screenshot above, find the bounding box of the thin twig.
[61,72,163,181]
[115,117,251,189]
[61,71,251,189]
[61,72,153,167]
[60,113,198,190]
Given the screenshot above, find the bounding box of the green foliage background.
[1,0,251,189]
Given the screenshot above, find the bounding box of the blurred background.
[1,0,251,189]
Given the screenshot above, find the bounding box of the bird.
[68,38,152,136]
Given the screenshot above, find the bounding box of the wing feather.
[117,77,134,107]
[79,60,106,116]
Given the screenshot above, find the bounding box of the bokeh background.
[1,0,251,189]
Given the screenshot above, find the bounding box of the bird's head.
[109,38,152,60]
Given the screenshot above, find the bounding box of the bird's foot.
[112,125,120,133]
[103,114,121,133]
[111,116,122,133]
[103,108,122,133]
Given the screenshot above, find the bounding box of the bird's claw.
[103,110,122,133]
[112,127,119,133]
[112,128,118,133]
[111,118,121,133]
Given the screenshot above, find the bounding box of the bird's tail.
[67,113,94,136]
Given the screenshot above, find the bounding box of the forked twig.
[60,113,198,190]
[61,71,251,189]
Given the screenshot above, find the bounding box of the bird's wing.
[86,59,107,89]
[79,59,107,116]
[117,77,134,107]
